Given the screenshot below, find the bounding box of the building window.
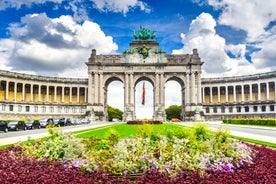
[221,106,225,113]
[245,106,249,112]
[18,105,22,112]
[72,107,76,113]
[237,106,241,113]
[213,107,217,113]
[57,106,61,113]
[1,104,5,111]
[261,105,266,112]
[25,106,30,112]
[206,107,210,113]
[253,106,258,112]
[41,106,46,113]
[65,107,69,113]
[9,105,13,112]
[80,107,85,113]
[50,107,54,113]
[34,106,38,112]
[270,105,274,111]
[229,107,233,113]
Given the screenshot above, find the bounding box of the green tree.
[107,106,123,121]
[165,105,182,120]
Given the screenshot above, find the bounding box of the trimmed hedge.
[223,118,276,126]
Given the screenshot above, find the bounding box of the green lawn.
[75,123,187,138]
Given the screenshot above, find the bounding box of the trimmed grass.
[231,135,276,148]
[75,123,186,138]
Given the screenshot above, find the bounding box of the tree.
[107,106,123,121]
[165,105,182,121]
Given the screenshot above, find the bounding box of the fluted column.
[94,72,99,104]
[233,85,236,103]
[225,86,228,103]
[241,85,244,102]
[155,73,160,106]
[124,73,129,105]
[249,83,252,102]
[202,87,205,103]
[257,83,261,101]
[99,72,103,104]
[197,72,201,104]
[210,87,213,103]
[185,74,190,104]
[30,84,33,102]
[85,87,87,103]
[5,81,9,100]
[130,73,134,106]
[160,72,165,106]
[266,82,269,101]
[76,88,79,104]
[218,86,221,103]
[69,87,72,103]
[190,72,195,104]
[13,82,17,102]
[54,86,57,103]
[62,86,64,103]
[46,85,49,102]
[38,85,41,102]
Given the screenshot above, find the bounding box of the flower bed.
[127,120,163,124]
[1,124,275,183]
[1,144,275,183]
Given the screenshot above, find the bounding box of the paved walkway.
[0,122,114,146]
[182,121,276,144]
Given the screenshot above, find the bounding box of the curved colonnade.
[1,69,275,120]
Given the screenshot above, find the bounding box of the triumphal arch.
[86,26,203,121]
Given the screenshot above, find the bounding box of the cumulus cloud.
[172,13,263,77]
[205,0,276,42]
[91,0,151,15]
[0,13,118,77]
[0,0,63,10]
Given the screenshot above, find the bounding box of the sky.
[1,0,276,118]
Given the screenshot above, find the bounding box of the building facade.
[0,35,275,120]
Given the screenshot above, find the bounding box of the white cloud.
[0,0,63,10]
[0,13,118,77]
[203,0,276,42]
[91,0,151,15]
[172,12,263,77]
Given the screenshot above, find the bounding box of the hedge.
[223,118,276,126]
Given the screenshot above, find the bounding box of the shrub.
[105,128,120,145]
[137,124,154,138]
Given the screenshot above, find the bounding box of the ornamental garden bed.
[0,123,275,183]
[127,120,163,124]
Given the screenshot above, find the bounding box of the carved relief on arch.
[104,74,124,87]
[133,74,155,87]
[165,75,186,88]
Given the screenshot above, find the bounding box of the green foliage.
[107,106,123,121]
[193,123,211,141]
[223,118,276,126]
[137,124,154,138]
[105,128,120,145]
[165,105,182,120]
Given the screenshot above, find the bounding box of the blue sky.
[1,0,276,118]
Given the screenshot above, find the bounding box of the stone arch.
[134,75,155,87]
[165,75,186,120]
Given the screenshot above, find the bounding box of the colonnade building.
[0,35,275,120]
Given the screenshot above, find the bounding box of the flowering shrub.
[5,124,276,183]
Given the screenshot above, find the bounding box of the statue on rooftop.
[133,25,156,40]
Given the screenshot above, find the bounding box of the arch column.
[123,72,135,121]
[225,86,228,103]
[197,72,202,104]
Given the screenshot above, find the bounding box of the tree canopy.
[165,105,182,120]
[107,106,123,121]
